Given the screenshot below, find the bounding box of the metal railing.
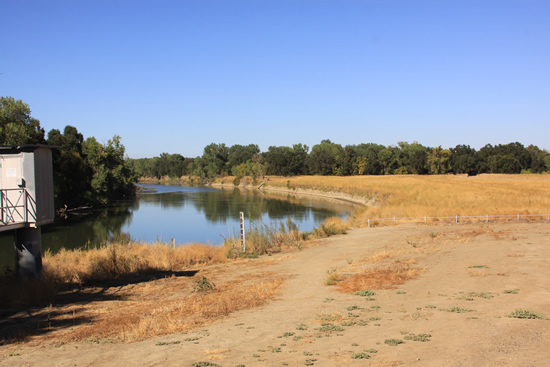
[358,213,550,228]
[0,188,37,226]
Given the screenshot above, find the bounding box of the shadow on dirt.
[0,270,200,345]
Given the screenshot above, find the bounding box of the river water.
[0,184,354,268]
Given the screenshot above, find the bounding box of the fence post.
[171,238,175,249]
[368,219,370,228]
[240,212,246,253]
[486,214,488,223]
[424,216,426,224]
[456,215,458,224]
[394,217,396,225]
[517,214,519,221]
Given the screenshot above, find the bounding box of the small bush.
[404,333,431,342]
[351,352,370,359]
[507,309,546,319]
[193,276,215,292]
[354,290,376,297]
[440,306,475,313]
[384,339,404,346]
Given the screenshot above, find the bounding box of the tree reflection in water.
[0,184,353,267]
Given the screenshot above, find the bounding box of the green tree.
[449,144,478,175]
[201,143,229,177]
[263,144,308,176]
[378,148,394,175]
[308,140,344,175]
[82,135,137,204]
[0,96,45,145]
[47,126,92,208]
[427,146,451,174]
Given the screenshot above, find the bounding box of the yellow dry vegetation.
[44,242,227,285]
[267,174,550,223]
[337,263,425,293]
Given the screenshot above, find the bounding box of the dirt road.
[1,222,549,366]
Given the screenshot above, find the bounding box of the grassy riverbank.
[1,216,349,310]
[262,174,550,224]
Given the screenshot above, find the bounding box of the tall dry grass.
[223,216,349,257]
[1,241,226,308]
[266,174,550,224]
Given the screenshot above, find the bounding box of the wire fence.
[356,213,550,228]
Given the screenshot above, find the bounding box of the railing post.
[368,219,370,228]
[24,190,28,223]
[424,216,426,224]
[456,215,458,224]
[486,214,489,223]
[517,214,520,222]
[394,217,396,225]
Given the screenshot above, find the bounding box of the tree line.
[3,96,548,208]
[0,96,137,209]
[131,139,550,180]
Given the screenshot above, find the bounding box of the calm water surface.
[1,184,354,267]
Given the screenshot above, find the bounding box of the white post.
[486,214,489,223]
[368,219,370,228]
[424,216,426,224]
[240,212,246,253]
[394,217,396,225]
[517,214,520,221]
[456,215,458,224]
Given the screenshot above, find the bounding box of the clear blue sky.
[1,0,548,158]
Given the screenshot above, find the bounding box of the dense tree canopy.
[1,97,137,209]
[133,139,549,181]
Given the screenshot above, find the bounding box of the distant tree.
[378,148,395,175]
[399,142,428,174]
[449,145,478,175]
[308,140,344,175]
[264,144,309,176]
[227,144,260,169]
[352,143,384,175]
[427,146,451,174]
[202,143,229,177]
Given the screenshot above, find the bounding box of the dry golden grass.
[43,241,226,284]
[0,242,227,309]
[63,277,285,343]
[266,174,550,224]
[337,264,425,293]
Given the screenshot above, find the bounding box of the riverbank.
[2,221,549,366]
[138,176,374,207]
[140,174,550,224]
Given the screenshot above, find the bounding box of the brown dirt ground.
[1,221,549,366]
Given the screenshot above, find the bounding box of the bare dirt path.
[2,222,549,366]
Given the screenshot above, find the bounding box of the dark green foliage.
[0,96,46,145]
[47,126,137,208]
[263,144,309,176]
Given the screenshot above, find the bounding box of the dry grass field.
[266,174,550,222]
[1,174,549,366]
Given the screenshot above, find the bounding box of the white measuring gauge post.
[240,212,246,253]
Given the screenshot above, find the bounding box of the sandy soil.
[1,222,549,366]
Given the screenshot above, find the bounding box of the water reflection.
[0,184,354,267]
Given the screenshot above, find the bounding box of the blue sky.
[1,0,548,158]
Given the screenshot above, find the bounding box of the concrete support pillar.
[14,227,43,279]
